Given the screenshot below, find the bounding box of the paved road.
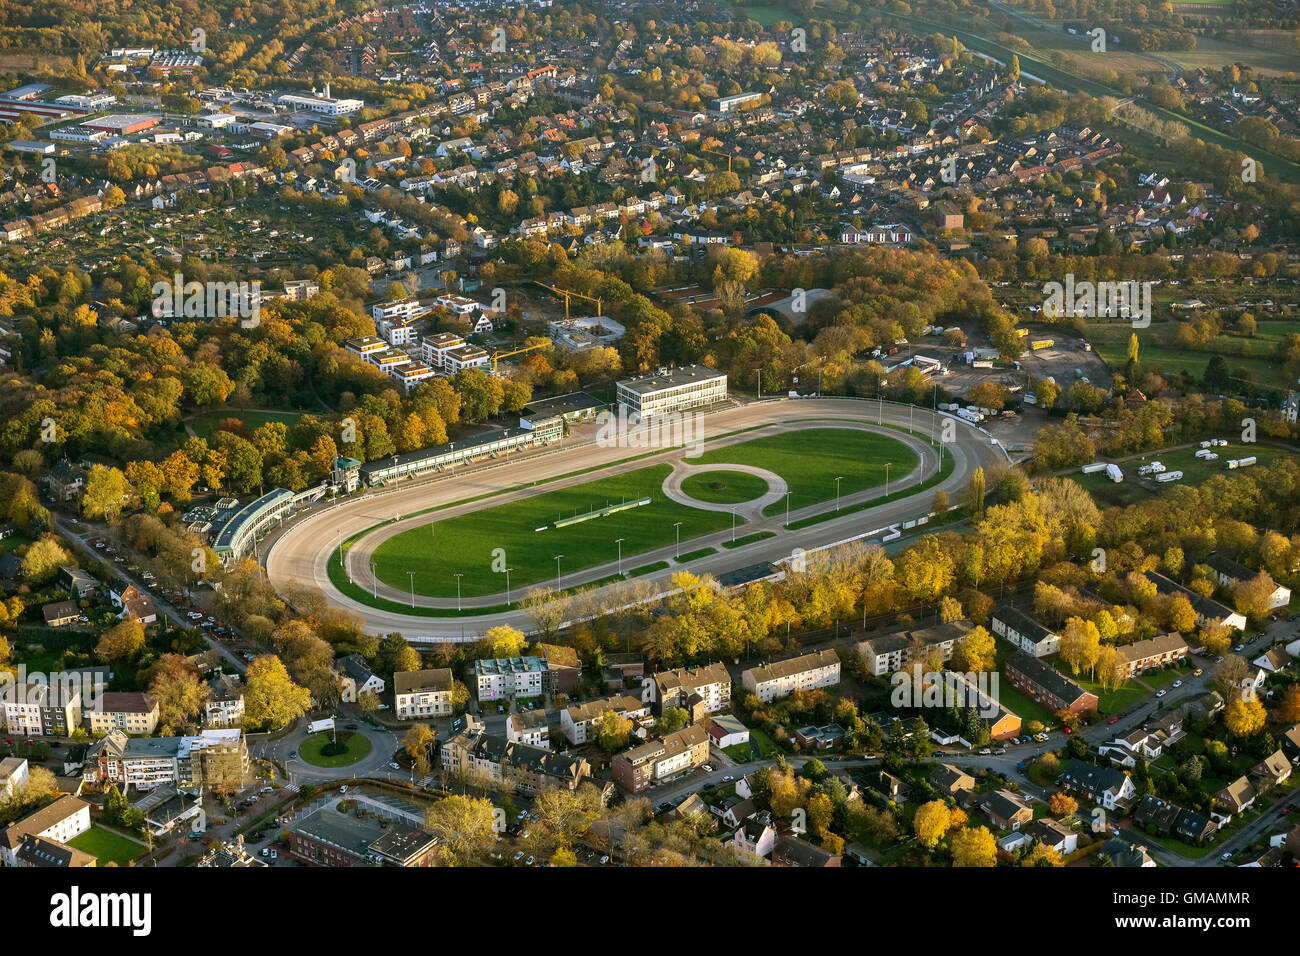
[265,397,1002,639]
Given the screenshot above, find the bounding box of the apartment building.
[84,691,160,736]
[1115,632,1190,677]
[1147,572,1247,631]
[441,717,590,793]
[1004,653,1098,716]
[611,724,710,793]
[645,662,731,719]
[741,649,841,703]
[0,795,92,867]
[393,668,454,719]
[855,621,968,677]
[420,331,466,370]
[561,694,650,745]
[991,606,1060,658]
[506,710,551,749]
[1205,553,1291,610]
[473,657,546,702]
[0,682,82,736]
[85,728,250,792]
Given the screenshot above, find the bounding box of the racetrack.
[265,397,1003,640]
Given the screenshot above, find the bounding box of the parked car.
[1172,680,1183,688]
[1108,716,1119,724]
[1155,690,1166,698]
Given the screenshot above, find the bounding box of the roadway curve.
[265,398,1003,641]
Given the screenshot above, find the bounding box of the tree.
[1224,695,1266,738]
[243,655,311,731]
[551,847,577,867]
[19,536,73,585]
[950,826,997,867]
[965,467,986,518]
[593,709,633,751]
[913,800,953,849]
[96,620,145,661]
[951,625,996,672]
[484,624,527,659]
[1023,843,1063,867]
[402,723,436,776]
[82,465,133,522]
[1048,792,1078,818]
[424,794,497,865]
[147,654,210,731]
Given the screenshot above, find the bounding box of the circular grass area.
[298,731,372,768]
[679,469,771,504]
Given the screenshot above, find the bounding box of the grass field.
[189,409,303,438]
[299,731,373,768]
[1074,442,1295,507]
[371,464,733,598]
[68,825,144,866]
[1086,321,1297,391]
[679,470,770,504]
[692,428,917,517]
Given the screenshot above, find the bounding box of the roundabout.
[265,397,1004,639]
[298,730,373,768]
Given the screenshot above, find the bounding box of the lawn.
[1087,322,1296,391]
[1071,672,1152,716]
[299,730,373,768]
[679,469,771,504]
[68,825,144,866]
[188,408,303,438]
[370,464,733,598]
[691,427,918,517]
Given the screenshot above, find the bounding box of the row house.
[1004,652,1098,716]
[611,724,710,793]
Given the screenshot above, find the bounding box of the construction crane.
[490,341,549,377]
[533,281,602,320]
[702,146,740,173]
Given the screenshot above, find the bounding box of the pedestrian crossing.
[283,782,300,793]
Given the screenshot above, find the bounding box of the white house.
[0,795,92,867]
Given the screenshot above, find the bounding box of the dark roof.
[994,605,1053,644]
[1006,652,1092,707]
[392,668,452,695]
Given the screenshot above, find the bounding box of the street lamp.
[615,538,625,576]
[371,560,377,598]
[785,490,792,527]
[885,462,891,497]
[731,509,737,542]
[554,555,563,591]
[407,570,415,608]
[336,529,342,566]
[835,476,844,512]
[674,522,683,559]
[454,572,463,612]
[505,567,514,606]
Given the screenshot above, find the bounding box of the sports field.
[691,427,918,517]
[367,427,917,599]
[370,463,733,598]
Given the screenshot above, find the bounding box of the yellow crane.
[533,281,602,320]
[490,341,549,377]
[702,146,740,173]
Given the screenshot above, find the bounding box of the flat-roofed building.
[616,364,728,420]
[742,649,840,703]
[473,657,546,702]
